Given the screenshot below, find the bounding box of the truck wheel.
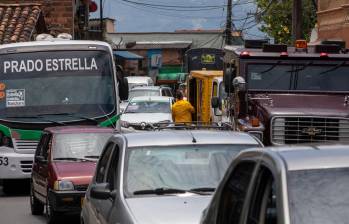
[30,183,44,215]
[46,193,59,224]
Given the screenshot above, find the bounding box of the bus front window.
[0,50,115,122]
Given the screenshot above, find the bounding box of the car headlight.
[120,120,129,128]
[54,180,74,191]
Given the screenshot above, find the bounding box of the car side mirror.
[211,97,219,109]
[90,183,112,200]
[224,67,236,93]
[35,155,47,164]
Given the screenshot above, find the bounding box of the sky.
[91,0,266,39]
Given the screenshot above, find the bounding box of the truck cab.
[223,40,349,145]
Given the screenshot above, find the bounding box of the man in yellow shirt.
[172,90,195,123]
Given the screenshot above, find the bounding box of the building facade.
[317,0,349,47]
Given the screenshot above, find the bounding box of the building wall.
[317,0,349,47]
[1,0,74,35]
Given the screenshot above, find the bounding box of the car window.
[35,133,50,159]
[96,143,115,183]
[165,89,172,97]
[247,166,277,224]
[217,161,256,224]
[105,145,120,190]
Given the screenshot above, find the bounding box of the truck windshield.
[247,62,349,92]
[288,167,349,224]
[0,50,115,122]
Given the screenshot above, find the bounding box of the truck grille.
[271,117,349,145]
[13,139,39,154]
[20,160,33,173]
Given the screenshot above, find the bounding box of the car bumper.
[48,189,86,214]
[0,147,33,179]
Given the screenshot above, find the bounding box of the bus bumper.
[0,147,33,179]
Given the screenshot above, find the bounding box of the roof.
[114,50,143,60]
[130,96,173,102]
[0,3,45,44]
[191,70,223,78]
[126,76,152,83]
[122,130,261,148]
[45,126,114,134]
[127,41,192,50]
[259,145,349,171]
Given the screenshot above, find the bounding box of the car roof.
[120,130,261,148]
[44,125,114,134]
[130,86,160,91]
[130,96,172,102]
[126,76,152,82]
[251,144,349,171]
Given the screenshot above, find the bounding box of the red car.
[29,126,114,224]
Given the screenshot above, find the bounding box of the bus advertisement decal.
[6,89,25,107]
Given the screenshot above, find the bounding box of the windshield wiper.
[133,188,186,195]
[54,157,95,162]
[38,113,98,124]
[6,115,66,126]
[189,187,215,192]
[84,155,99,159]
[320,61,346,74]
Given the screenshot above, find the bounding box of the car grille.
[75,184,89,191]
[271,117,349,145]
[20,160,33,173]
[13,139,39,154]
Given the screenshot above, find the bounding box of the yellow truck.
[187,70,228,123]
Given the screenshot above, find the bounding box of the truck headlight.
[54,180,74,191]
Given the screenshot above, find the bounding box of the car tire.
[46,192,59,224]
[30,183,44,215]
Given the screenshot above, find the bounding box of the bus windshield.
[0,50,115,122]
[247,62,349,92]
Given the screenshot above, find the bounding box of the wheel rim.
[46,197,51,218]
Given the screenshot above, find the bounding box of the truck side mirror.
[232,76,246,92]
[224,67,236,93]
[211,97,219,109]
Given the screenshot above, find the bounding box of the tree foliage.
[255,0,317,44]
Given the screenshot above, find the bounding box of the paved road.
[0,182,79,224]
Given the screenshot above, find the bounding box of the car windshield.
[0,50,115,122]
[52,132,112,160]
[124,144,257,196]
[129,90,159,99]
[288,167,349,224]
[247,62,349,92]
[125,100,171,113]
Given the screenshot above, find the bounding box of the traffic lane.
[0,185,80,224]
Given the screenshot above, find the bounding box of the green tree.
[255,0,317,44]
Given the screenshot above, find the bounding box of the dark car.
[81,130,262,224]
[30,126,114,224]
[200,144,349,224]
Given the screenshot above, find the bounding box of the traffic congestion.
[0,1,349,223]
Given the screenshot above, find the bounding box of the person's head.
[176,90,184,100]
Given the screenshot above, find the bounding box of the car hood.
[252,94,349,118]
[126,195,211,224]
[52,161,97,185]
[121,113,172,123]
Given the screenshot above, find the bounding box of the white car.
[121,96,173,129]
[125,76,154,90]
[120,86,173,112]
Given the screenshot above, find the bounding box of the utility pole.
[292,0,302,42]
[100,0,104,35]
[225,0,232,45]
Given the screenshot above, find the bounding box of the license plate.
[81,197,85,207]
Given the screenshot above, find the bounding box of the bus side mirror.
[224,67,236,93]
[119,77,129,101]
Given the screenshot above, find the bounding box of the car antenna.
[188,130,197,143]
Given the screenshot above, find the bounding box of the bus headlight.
[120,120,129,128]
[0,132,13,147]
[54,180,74,191]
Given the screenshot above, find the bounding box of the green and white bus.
[0,38,123,193]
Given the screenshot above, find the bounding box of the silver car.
[200,144,349,224]
[81,130,262,224]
